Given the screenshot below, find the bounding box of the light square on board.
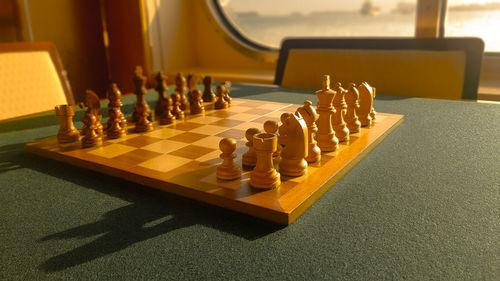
[256,103,289,110]
[191,135,224,149]
[87,143,137,159]
[226,105,254,112]
[138,154,193,173]
[143,128,185,139]
[232,122,263,131]
[141,140,189,154]
[189,124,228,135]
[228,113,260,121]
[187,115,223,124]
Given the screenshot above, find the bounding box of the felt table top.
[1,83,499,280]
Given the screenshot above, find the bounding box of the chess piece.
[332,82,350,142]
[250,133,281,189]
[263,120,280,166]
[345,83,361,133]
[107,83,127,138]
[55,104,80,143]
[84,90,103,138]
[216,138,241,180]
[214,85,228,109]
[358,82,374,127]
[189,88,205,115]
[278,112,308,177]
[155,72,175,125]
[81,111,102,148]
[242,127,261,167]
[296,100,321,163]
[223,81,232,104]
[175,73,189,111]
[170,93,185,119]
[202,76,216,102]
[134,103,153,132]
[370,87,377,122]
[132,66,151,122]
[315,75,339,152]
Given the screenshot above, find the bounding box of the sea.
[230,10,500,52]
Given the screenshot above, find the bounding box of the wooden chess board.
[25,98,403,225]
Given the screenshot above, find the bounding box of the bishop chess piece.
[107,83,127,138]
[278,113,308,177]
[345,83,361,133]
[214,85,228,109]
[250,132,281,189]
[216,138,241,180]
[358,82,374,127]
[315,75,339,152]
[202,76,216,102]
[242,127,261,167]
[155,72,175,125]
[55,104,80,143]
[332,82,350,142]
[132,66,151,122]
[296,100,321,163]
[263,120,280,166]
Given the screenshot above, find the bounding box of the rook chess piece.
[296,100,321,163]
[278,112,308,177]
[358,82,374,127]
[315,75,339,152]
[216,138,241,180]
[345,83,361,133]
[214,85,228,109]
[332,82,350,142]
[250,133,281,189]
[55,104,80,143]
[242,127,261,167]
[202,76,216,102]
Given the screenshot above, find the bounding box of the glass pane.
[445,0,500,52]
[219,0,417,48]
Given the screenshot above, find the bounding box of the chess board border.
[25,98,403,225]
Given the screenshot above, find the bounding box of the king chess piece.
[315,75,339,152]
[55,104,80,143]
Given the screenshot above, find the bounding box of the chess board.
[25,98,403,225]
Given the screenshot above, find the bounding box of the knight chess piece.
[315,75,339,152]
[55,104,80,143]
[296,100,321,163]
[216,138,241,180]
[358,82,374,127]
[84,90,103,138]
[242,127,261,167]
[278,112,308,177]
[250,133,281,189]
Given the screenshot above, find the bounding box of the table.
[1,83,498,280]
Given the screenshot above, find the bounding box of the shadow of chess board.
[25,98,403,225]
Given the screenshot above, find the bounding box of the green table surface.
[1,83,499,280]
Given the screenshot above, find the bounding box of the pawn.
[370,87,377,122]
[264,120,280,166]
[223,81,232,104]
[107,108,126,139]
[345,83,361,133]
[55,104,80,143]
[214,85,228,109]
[170,93,185,119]
[242,128,261,167]
[189,88,205,115]
[159,97,176,125]
[81,112,102,148]
[202,76,216,102]
[216,138,241,180]
[134,104,153,132]
[175,73,189,111]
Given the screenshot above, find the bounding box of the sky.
[222,0,495,15]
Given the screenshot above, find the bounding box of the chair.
[0,41,74,121]
[274,38,484,100]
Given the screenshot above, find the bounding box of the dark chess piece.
[107,108,125,139]
[223,81,232,104]
[214,85,228,109]
[134,103,153,132]
[55,104,80,143]
[170,93,185,120]
[176,73,189,111]
[202,76,216,102]
[84,90,103,138]
[81,111,102,148]
[189,88,204,115]
[132,66,151,122]
[107,83,127,137]
[154,72,175,125]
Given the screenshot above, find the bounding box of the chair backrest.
[0,41,74,121]
[274,38,484,100]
